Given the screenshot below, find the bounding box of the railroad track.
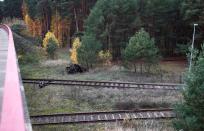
[31,108,175,125]
[23,78,183,90]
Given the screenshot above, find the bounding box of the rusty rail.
[31,108,175,125]
[23,78,183,90]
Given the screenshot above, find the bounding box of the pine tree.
[181,0,204,46]
[123,28,159,73]
[85,0,138,59]
[140,0,184,56]
[23,0,91,47]
[0,2,3,22]
[77,33,101,68]
[174,44,204,131]
[3,0,23,18]
[24,0,38,19]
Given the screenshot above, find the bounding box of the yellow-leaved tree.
[43,31,59,48]
[98,50,112,65]
[24,14,34,35]
[70,37,81,64]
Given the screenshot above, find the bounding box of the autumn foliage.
[51,13,71,46]
[22,1,76,47]
[23,3,42,37]
[70,37,81,64]
[43,31,59,48]
[24,14,42,37]
[98,50,112,65]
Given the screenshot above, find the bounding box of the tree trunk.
[148,64,151,73]
[134,63,137,73]
[140,63,142,74]
[55,10,59,39]
[74,8,79,32]
[86,60,89,69]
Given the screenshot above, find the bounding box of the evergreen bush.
[173,44,204,131]
[123,28,160,73]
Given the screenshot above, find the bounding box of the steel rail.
[31,108,175,125]
[23,78,183,90]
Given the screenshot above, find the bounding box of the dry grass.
[40,59,69,67]
[25,84,182,115]
[26,60,186,84]
[159,61,187,75]
[22,50,185,130]
[32,119,174,131]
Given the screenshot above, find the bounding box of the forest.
[1,0,204,60]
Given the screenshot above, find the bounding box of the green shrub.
[11,24,25,34]
[46,39,58,59]
[173,45,204,131]
[18,53,40,65]
[13,32,42,65]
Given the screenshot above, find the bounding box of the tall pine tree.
[4,0,23,18]
[181,0,204,48]
[85,0,139,59]
[174,45,204,131]
[0,1,4,22]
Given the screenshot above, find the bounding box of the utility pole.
[189,23,198,72]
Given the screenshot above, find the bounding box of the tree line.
[1,0,204,60]
[82,0,204,60]
[22,0,204,59]
[22,0,96,47]
[0,0,23,20]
